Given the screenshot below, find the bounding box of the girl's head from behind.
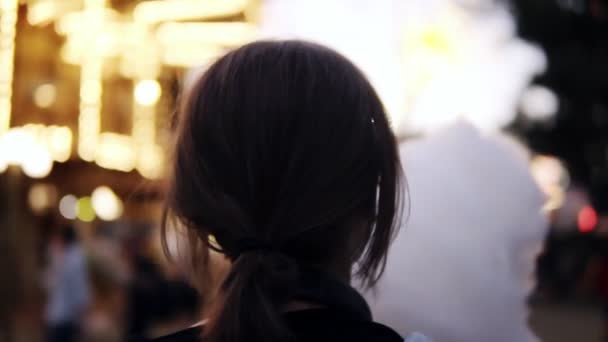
[163,40,403,342]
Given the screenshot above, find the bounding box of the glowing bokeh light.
[33,83,57,108]
[137,144,164,179]
[76,0,106,162]
[1,129,29,165]
[28,183,58,214]
[80,80,102,104]
[21,143,54,178]
[76,196,96,222]
[134,80,161,106]
[30,0,256,174]
[0,0,18,135]
[47,126,72,162]
[59,194,78,219]
[0,0,19,135]
[0,125,71,167]
[26,0,55,25]
[0,138,7,172]
[520,85,559,121]
[578,206,598,233]
[27,0,81,26]
[530,155,569,211]
[91,186,123,221]
[94,133,136,172]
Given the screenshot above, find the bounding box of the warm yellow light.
[402,26,459,85]
[76,0,106,162]
[78,141,96,161]
[9,124,71,163]
[134,0,249,23]
[60,44,81,64]
[76,196,96,222]
[0,154,6,173]
[27,1,55,26]
[80,80,102,103]
[400,13,462,101]
[27,0,82,26]
[78,106,101,161]
[530,155,569,212]
[59,194,78,219]
[531,156,568,189]
[403,26,457,57]
[132,117,155,143]
[48,0,247,172]
[134,80,161,106]
[21,143,53,178]
[61,29,123,63]
[0,123,6,172]
[28,183,58,214]
[137,144,164,179]
[55,7,120,35]
[91,186,123,221]
[0,0,18,135]
[0,127,29,165]
[419,28,454,55]
[1,130,18,163]
[542,186,565,212]
[0,126,54,178]
[94,133,136,172]
[33,83,57,108]
[47,126,72,162]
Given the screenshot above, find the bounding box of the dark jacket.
[136,269,403,342]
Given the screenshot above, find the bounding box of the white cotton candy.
[364,122,547,342]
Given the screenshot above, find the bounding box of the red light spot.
[578,206,597,233]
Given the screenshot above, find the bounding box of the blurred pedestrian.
[45,224,91,342]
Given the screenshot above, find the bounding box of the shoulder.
[136,310,414,342]
[358,321,405,342]
[286,309,403,342]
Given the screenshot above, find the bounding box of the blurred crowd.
[39,222,200,342]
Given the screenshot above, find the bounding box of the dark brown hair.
[162,40,403,342]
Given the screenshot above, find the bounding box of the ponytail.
[205,251,298,342]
